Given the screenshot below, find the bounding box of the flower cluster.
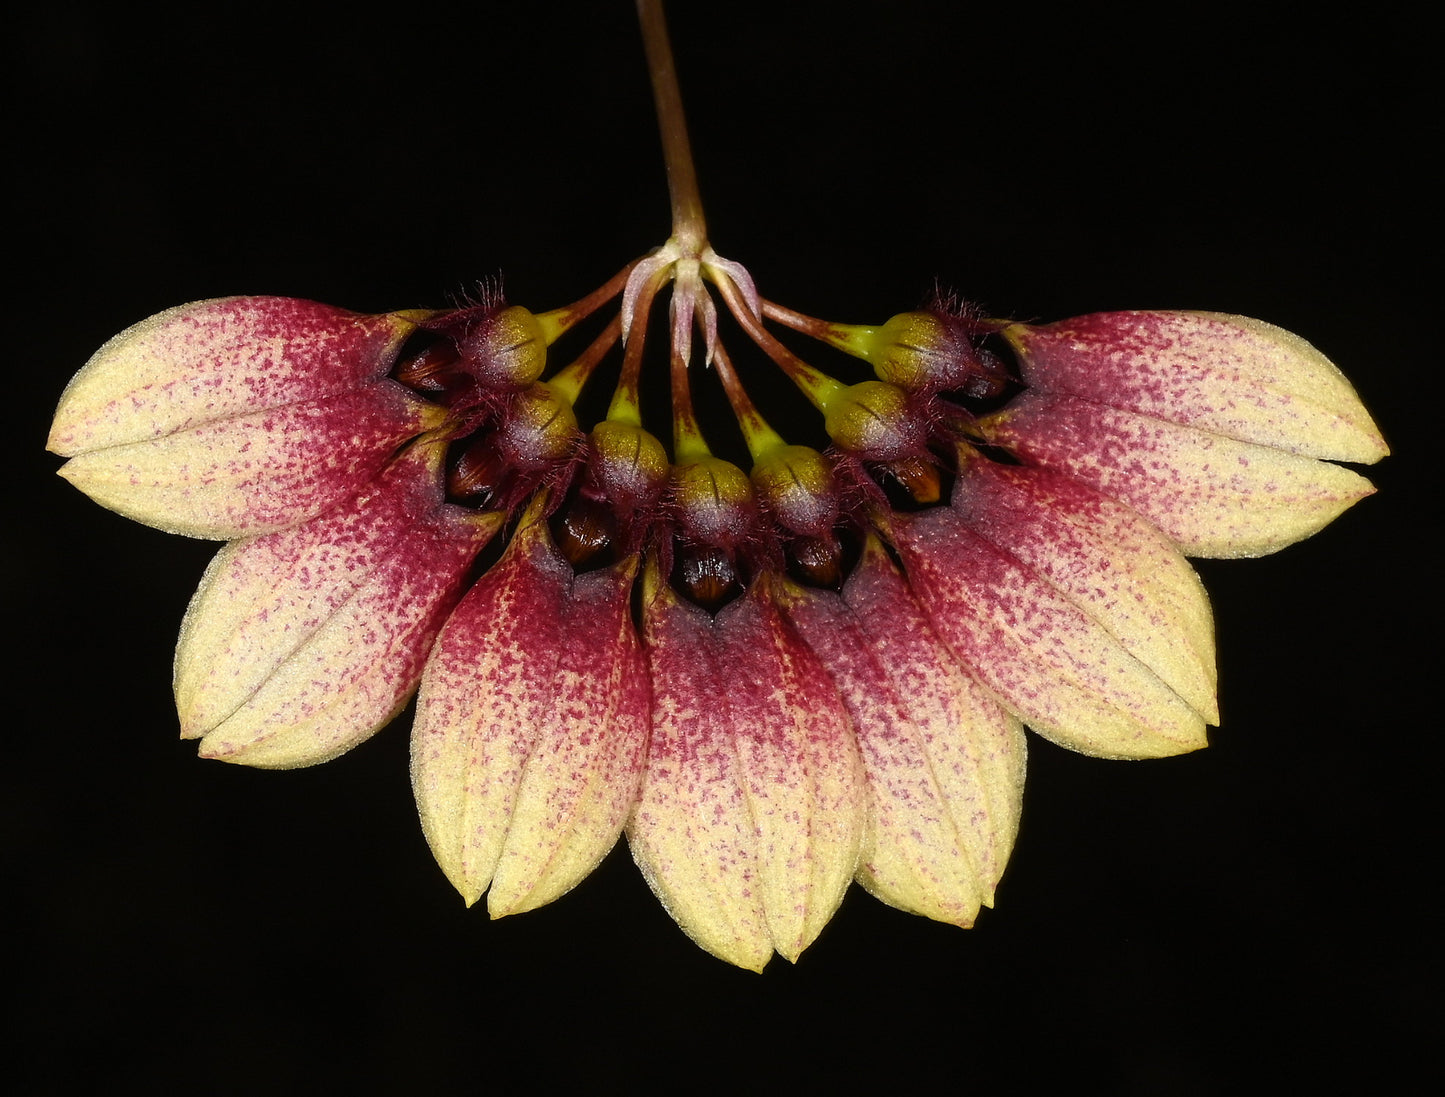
[47,0,1388,970]
[48,272,1385,968]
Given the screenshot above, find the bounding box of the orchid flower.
[47,0,1385,970]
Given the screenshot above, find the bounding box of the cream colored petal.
[723,576,864,962]
[57,383,437,539]
[49,297,415,455]
[486,560,651,917]
[628,574,865,969]
[627,581,773,971]
[953,452,1217,723]
[783,539,1026,927]
[175,444,496,769]
[986,393,1377,558]
[894,508,1209,759]
[410,517,573,907]
[176,449,416,735]
[842,541,1027,908]
[1006,311,1387,463]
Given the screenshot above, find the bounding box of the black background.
[9,1,1432,1092]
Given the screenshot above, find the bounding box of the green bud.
[822,380,926,460]
[672,456,756,547]
[851,310,1006,396]
[750,444,838,537]
[458,305,548,389]
[496,382,578,469]
[589,421,669,517]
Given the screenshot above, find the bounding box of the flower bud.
[496,383,578,470]
[823,380,926,461]
[589,421,669,518]
[853,311,1007,397]
[750,445,838,538]
[671,456,756,548]
[430,304,548,390]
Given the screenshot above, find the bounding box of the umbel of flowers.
[47,1,1385,970]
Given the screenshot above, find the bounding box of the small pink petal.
[1005,311,1387,463]
[175,441,497,769]
[783,538,1026,926]
[893,507,1209,759]
[952,451,1217,723]
[987,392,1378,558]
[627,574,865,969]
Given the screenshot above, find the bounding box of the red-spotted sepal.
[173,440,497,767]
[782,537,1026,926]
[49,297,440,538]
[984,311,1387,557]
[892,446,1216,759]
[627,570,865,970]
[410,508,650,916]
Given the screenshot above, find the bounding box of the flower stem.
[670,343,711,462]
[608,268,669,426]
[546,315,621,406]
[636,0,707,253]
[536,261,638,344]
[714,274,843,411]
[760,299,850,345]
[712,343,786,462]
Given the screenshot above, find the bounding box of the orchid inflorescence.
[47,0,1386,970]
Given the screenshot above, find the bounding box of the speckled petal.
[174,441,497,769]
[952,449,1217,723]
[783,538,1026,927]
[486,559,650,916]
[893,506,1208,759]
[50,297,418,453]
[49,296,433,537]
[56,384,438,539]
[985,310,1386,559]
[985,392,1377,558]
[624,581,769,970]
[1003,311,1387,463]
[410,514,572,907]
[410,515,650,916]
[627,573,865,970]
